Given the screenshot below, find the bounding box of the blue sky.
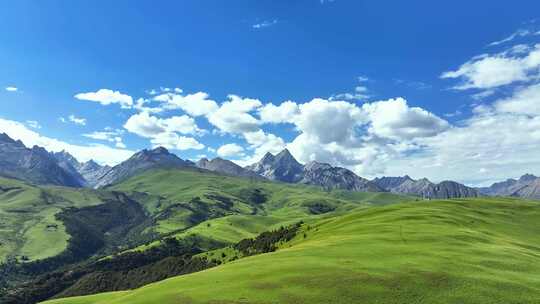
[1,0,540,186]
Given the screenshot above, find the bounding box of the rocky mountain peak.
[150,146,170,154]
[260,152,275,163]
[0,133,20,145]
[519,173,538,182]
[304,161,332,171]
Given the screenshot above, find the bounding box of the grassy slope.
[110,169,411,251]
[0,177,110,261]
[44,197,540,304]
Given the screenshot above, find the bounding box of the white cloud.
[0,118,133,166]
[217,143,245,158]
[330,76,372,101]
[362,98,449,140]
[241,130,286,163]
[68,114,87,126]
[441,44,540,90]
[123,112,165,138]
[124,112,203,138]
[83,129,126,149]
[150,132,204,150]
[134,98,164,114]
[252,20,278,29]
[75,89,133,108]
[26,120,41,129]
[488,29,532,47]
[295,98,365,145]
[154,91,218,116]
[494,83,540,116]
[471,90,496,100]
[207,95,262,134]
[357,75,369,82]
[5,86,17,92]
[124,112,204,151]
[258,100,299,124]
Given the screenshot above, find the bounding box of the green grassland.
[0,177,111,262]
[44,197,540,304]
[110,168,412,252]
[1,168,410,263]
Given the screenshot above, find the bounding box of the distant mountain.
[373,175,478,199]
[246,149,382,192]
[52,151,88,186]
[300,161,383,192]
[512,178,540,199]
[78,160,111,187]
[93,147,194,188]
[196,157,262,179]
[479,174,540,199]
[246,149,304,183]
[0,133,83,187]
[373,176,414,191]
[52,151,111,188]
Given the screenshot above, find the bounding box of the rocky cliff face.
[77,160,112,188]
[0,133,83,187]
[196,157,262,179]
[373,175,478,199]
[93,147,193,188]
[52,151,112,188]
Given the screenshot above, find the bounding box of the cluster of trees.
[234,221,303,256]
[1,237,215,304]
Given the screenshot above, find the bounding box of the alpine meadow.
[1,1,540,303]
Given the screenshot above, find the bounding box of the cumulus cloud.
[207,95,262,134]
[258,100,299,123]
[217,143,245,158]
[362,98,449,140]
[295,98,365,145]
[0,118,133,165]
[124,112,204,151]
[5,86,17,92]
[150,132,204,150]
[124,112,165,138]
[441,44,540,90]
[75,89,133,108]
[124,112,203,138]
[154,91,218,116]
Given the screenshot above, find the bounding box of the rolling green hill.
[0,177,111,262]
[107,168,411,251]
[1,168,413,303]
[1,168,408,264]
[43,197,540,304]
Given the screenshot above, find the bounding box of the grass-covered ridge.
[44,197,540,304]
[108,168,411,251]
[0,177,111,262]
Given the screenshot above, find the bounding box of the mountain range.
[0,132,534,199]
[0,133,83,187]
[478,174,540,199]
[373,175,478,199]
